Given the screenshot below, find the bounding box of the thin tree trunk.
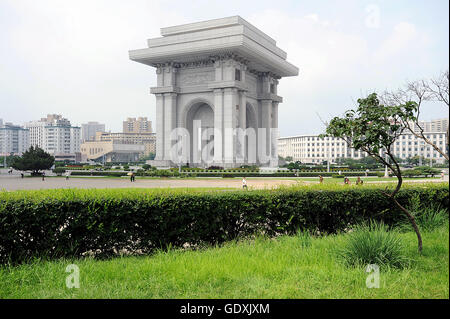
[391,196,423,253]
[384,156,423,253]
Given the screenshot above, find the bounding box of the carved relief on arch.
[177,71,215,86]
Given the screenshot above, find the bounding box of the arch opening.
[185,102,214,166]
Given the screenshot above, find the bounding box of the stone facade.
[129,16,298,167]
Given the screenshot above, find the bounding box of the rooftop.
[129,16,299,77]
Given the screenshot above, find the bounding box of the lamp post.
[419,141,423,166]
[384,149,389,178]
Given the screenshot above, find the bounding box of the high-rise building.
[24,114,81,161]
[123,117,152,133]
[0,119,30,155]
[410,118,448,133]
[81,121,105,142]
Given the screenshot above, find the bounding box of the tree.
[323,93,423,253]
[381,70,449,161]
[140,152,156,161]
[406,155,420,166]
[11,146,55,175]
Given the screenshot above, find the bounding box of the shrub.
[70,171,127,177]
[53,167,66,175]
[0,184,447,264]
[396,194,449,232]
[413,207,449,231]
[338,222,409,269]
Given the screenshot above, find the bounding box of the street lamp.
[384,149,389,178]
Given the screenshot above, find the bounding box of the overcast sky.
[0,0,448,136]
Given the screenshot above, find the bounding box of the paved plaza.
[0,173,298,191]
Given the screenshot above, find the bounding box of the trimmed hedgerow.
[0,185,447,264]
[67,170,378,178]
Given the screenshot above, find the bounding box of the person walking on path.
[242,177,248,189]
[42,171,45,181]
[130,172,136,182]
[65,171,70,180]
[319,175,323,184]
[441,171,445,180]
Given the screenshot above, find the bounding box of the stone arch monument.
[129,16,298,167]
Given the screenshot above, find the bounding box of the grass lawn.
[1,224,448,299]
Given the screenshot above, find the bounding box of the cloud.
[0,1,447,136]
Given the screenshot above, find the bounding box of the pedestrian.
[319,175,323,183]
[130,172,135,182]
[242,177,248,189]
[365,169,369,177]
[42,171,45,181]
[356,176,361,185]
[65,171,70,180]
[21,172,24,178]
[441,171,445,180]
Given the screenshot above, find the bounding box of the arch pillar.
[164,92,177,160]
[213,89,223,164]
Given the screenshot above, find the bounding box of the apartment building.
[0,119,30,155]
[123,117,153,133]
[24,114,81,161]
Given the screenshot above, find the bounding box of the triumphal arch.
[129,16,298,167]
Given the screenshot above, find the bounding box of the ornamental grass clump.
[296,230,312,248]
[397,194,449,232]
[339,222,409,269]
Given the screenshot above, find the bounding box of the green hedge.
[68,171,378,178]
[69,171,128,177]
[0,185,448,264]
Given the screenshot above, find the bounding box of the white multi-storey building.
[81,121,105,142]
[278,132,448,164]
[278,128,448,164]
[25,114,81,160]
[278,135,366,164]
[278,119,449,165]
[410,118,448,134]
[393,131,448,163]
[0,119,30,155]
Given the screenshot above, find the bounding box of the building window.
[235,69,241,81]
